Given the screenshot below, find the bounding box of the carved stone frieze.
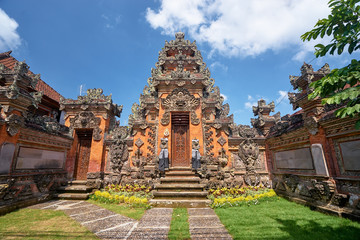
[161,88,200,111]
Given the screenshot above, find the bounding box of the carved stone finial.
[175,32,185,40]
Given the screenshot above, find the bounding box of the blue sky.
[0,0,358,126]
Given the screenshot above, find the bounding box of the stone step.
[166,171,196,177]
[68,180,87,185]
[57,185,93,193]
[54,193,90,200]
[169,167,192,171]
[155,183,205,192]
[160,177,200,184]
[149,199,211,208]
[153,191,208,199]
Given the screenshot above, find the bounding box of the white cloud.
[0,9,21,51]
[146,0,330,59]
[210,61,228,72]
[276,90,288,104]
[220,93,228,101]
[245,94,258,109]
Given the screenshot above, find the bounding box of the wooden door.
[74,130,92,180]
[171,112,189,167]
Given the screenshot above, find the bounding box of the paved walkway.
[29,200,232,239]
[188,208,233,239]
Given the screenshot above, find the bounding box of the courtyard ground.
[0,198,359,239]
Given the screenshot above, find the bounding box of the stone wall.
[266,63,360,220]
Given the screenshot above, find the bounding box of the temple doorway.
[171,112,190,167]
[74,129,92,180]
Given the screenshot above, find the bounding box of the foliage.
[0,208,97,239]
[215,198,360,240]
[301,0,360,128]
[168,208,191,240]
[87,199,146,220]
[207,186,277,208]
[89,184,152,208]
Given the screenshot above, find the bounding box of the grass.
[0,208,98,240]
[168,208,191,240]
[87,199,146,220]
[215,197,360,240]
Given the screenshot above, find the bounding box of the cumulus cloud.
[210,61,228,72]
[0,9,21,51]
[146,0,330,59]
[244,95,258,109]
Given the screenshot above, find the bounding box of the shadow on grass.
[274,218,360,240]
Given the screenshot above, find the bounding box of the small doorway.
[171,112,190,167]
[74,129,92,180]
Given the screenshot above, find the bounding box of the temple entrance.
[171,112,190,167]
[74,129,92,180]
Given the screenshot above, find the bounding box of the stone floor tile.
[82,215,134,233]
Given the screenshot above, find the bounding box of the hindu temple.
[1,32,360,217]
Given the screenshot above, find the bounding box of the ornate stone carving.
[190,111,200,125]
[162,88,200,111]
[30,91,43,108]
[218,147,228,167]
[238,139,259,173]
[239,125,257,138]
[304,116,318,135]
[108,126,129,173]
[69,111,102,141]
[204,125,214,157]
[146,125,157,163]
[5,114,24,136]
[217,136,227,146]
[129,102,144,124]
[5,80,20,99]
[25,113,69,135]
[77,88,112,104]
[135,138,144,148]
[160,111,170,126]
[160,88,200,126]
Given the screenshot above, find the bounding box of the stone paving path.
[188,208,233,240]
[28,200,232,239]
[28,200,173,240]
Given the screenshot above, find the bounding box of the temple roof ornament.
[251,99,280,136]
[60,88,123,118]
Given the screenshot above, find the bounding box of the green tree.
[301,0,360,128]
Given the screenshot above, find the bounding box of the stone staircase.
[150,167,210,208]
[55,180,93,200]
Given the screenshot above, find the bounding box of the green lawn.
[215,198,360,240]
[87,199,146,220]
[0,208,98,240]
[168,208,191,240]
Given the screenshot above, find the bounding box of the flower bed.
[90,184,152,208]
[208,186,277,208]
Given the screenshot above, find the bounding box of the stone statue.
[159,138,169,171]
[191,139,201,170]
